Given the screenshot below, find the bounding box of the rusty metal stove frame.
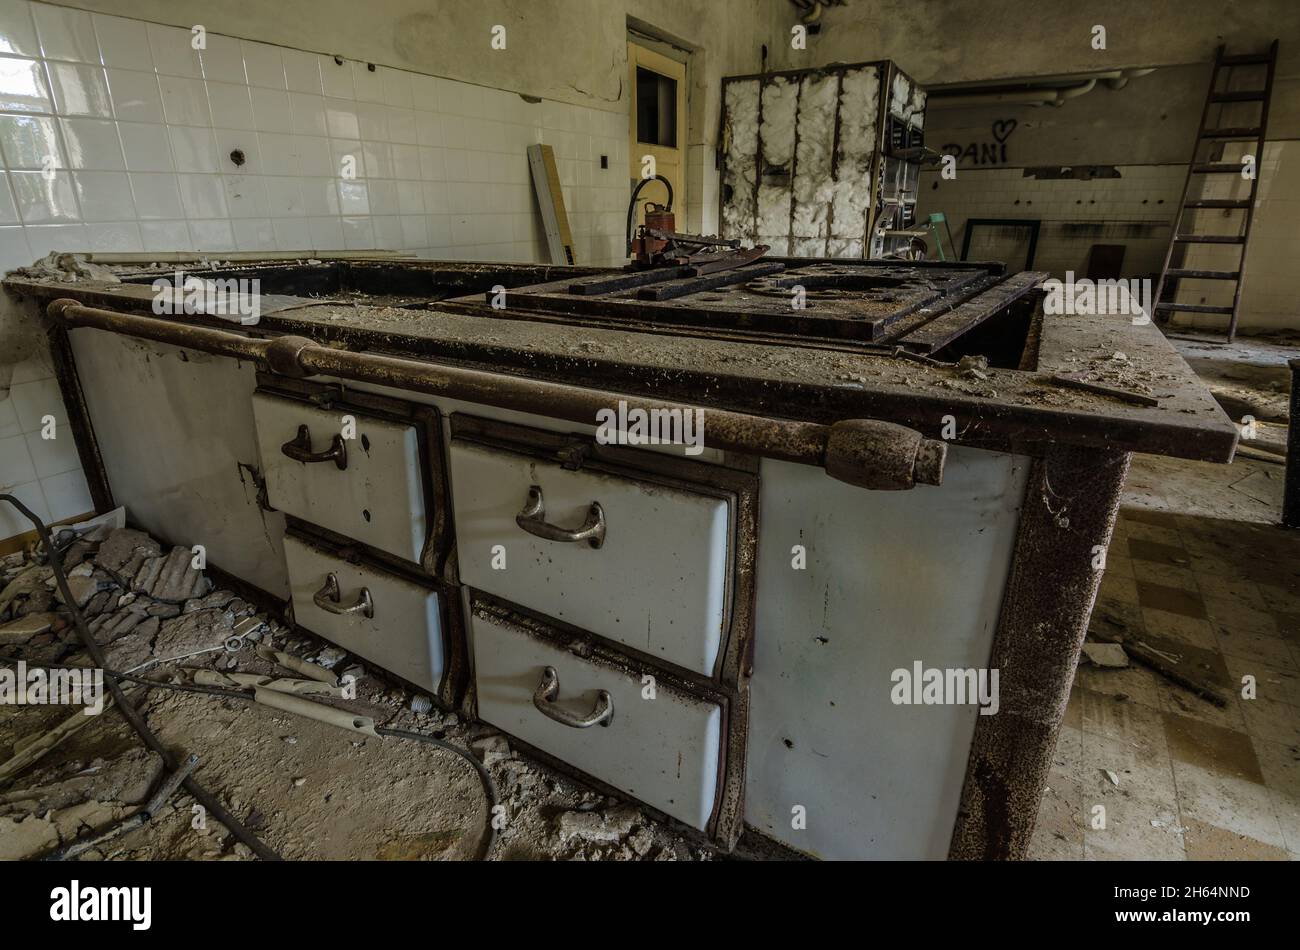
[3,256,1239,859]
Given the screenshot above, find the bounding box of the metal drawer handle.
[515,485,606,549]
[282,424,347,470]
[532,666,613,728]
[313,572,374,618]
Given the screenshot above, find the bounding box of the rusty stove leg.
[47,324,115,514]
[949,445,1131,860]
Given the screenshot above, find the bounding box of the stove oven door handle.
[515,485,606,549]
[532,666,613,728]
[282,424,348,470]
[313,572,374,619]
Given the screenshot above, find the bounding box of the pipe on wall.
[928,67,1158,109]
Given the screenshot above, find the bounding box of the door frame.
[628,38,688,221]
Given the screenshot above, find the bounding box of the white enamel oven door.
[252,390,431,565]
[469,596,742,839]
[450,434,735,678]
[283,533,450,697]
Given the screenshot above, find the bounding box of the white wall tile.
[212,127,255,171]
[258,132,300,176]
[0,432,38,485]
[338,179,369,215]
[352,61,383,103]
[306,214,342,247]
[129,172,183,218]
[0,113,63,167]
[222,173,266,217]
[92,13,150,70]
[9,170,79,222]
[147,23,201,78]
[0,2,41,59]
[81,220,141,251]
[138,218,190,250]
[300,177,338,215]
[32,3,98,64]
[0,481,50,539]
[23,222,84,256]
[47,61,112,117]
[177,172,227,217]
[288,92,326,136]
[231,215,274,249]
[74,170,135,220]
[341,214,375,248]
[241,41,284,89]
[40,467,93,520]
[61,117,125,169]
[0,221,29,261]
[206,80,254,129]
[24,427,79,478]
[250,86,291,132]
[281,48,321,95]
[0,56,53,112]
[106,68,163,122]
[9,377,67,431]
[198,33,246,85]
[169,125,219,173]
[271,216,311,249]
[319,57,353,99]
[159,75,210,126]
[189,217,233,250]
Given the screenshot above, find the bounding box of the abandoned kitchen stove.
[2,255,1236,860]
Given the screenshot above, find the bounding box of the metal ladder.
[1153,41,1278,343]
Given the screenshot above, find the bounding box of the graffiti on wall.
[942,119,1018,165]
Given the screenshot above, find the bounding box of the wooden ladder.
[1153,40,1278,343]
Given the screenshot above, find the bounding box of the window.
[636,66,677,147]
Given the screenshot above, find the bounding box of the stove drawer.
[253,393,428,563]
[284,535,445,694]
[471,603,724,832]
[450,439,732,676]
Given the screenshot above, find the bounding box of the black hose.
[1,658,499,861]
[625,174,674,256]
[377,727,499,860]
[0,494,281,861]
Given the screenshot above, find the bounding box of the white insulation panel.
[722,64,900,258]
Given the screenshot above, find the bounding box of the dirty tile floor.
[1030,506,1300,860]
[1032,331,1300,861]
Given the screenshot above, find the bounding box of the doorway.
[628,40,686,230]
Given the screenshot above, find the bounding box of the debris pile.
[0,515,711,861]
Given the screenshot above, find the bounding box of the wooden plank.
[528,144,576,266]
[896,272,1047,353]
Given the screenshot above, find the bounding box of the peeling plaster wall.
[768,0,1299,139]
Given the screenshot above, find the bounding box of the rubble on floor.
[0,518,712,861]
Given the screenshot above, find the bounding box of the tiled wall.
[918,165,1186,279]
[0,0,643,542]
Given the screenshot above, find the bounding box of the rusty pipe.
[47,298,946,490]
